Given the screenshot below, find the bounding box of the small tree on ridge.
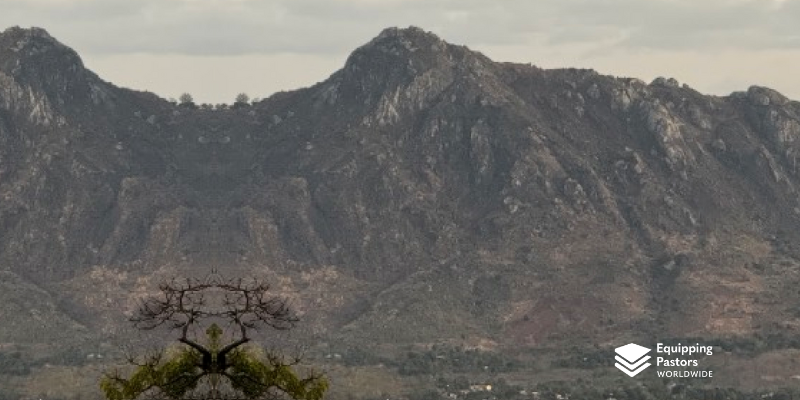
[234,93,250,106]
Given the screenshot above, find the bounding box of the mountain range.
[3,25,800,397]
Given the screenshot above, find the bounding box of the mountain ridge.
[3,25,800,395]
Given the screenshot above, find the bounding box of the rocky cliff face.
[2,26,800,352]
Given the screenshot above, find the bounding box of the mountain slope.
[1,26,800,361]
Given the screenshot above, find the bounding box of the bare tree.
[100,272,328,400]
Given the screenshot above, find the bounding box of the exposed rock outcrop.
[2,26,800,360]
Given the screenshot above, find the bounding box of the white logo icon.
[615,343,651,377]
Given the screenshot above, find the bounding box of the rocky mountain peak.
[358,26,448,55]
[339,26,456,87]
[342,26,494,76]
[321,26,502,126]
[0,26,99,115]
[0,26,61,49]
[1,26,61,46]
[746,85,790,107]
[0,26,85,76]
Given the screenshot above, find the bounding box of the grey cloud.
[539,0,794,51]
[1,0,799,57]
[0,0,544,56]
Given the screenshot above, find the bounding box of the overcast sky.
[2,0,799,104]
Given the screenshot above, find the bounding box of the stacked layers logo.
[615,343,651,377]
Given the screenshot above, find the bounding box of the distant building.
[469,384,492,392]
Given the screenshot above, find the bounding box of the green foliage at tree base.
[101,324,328,400]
